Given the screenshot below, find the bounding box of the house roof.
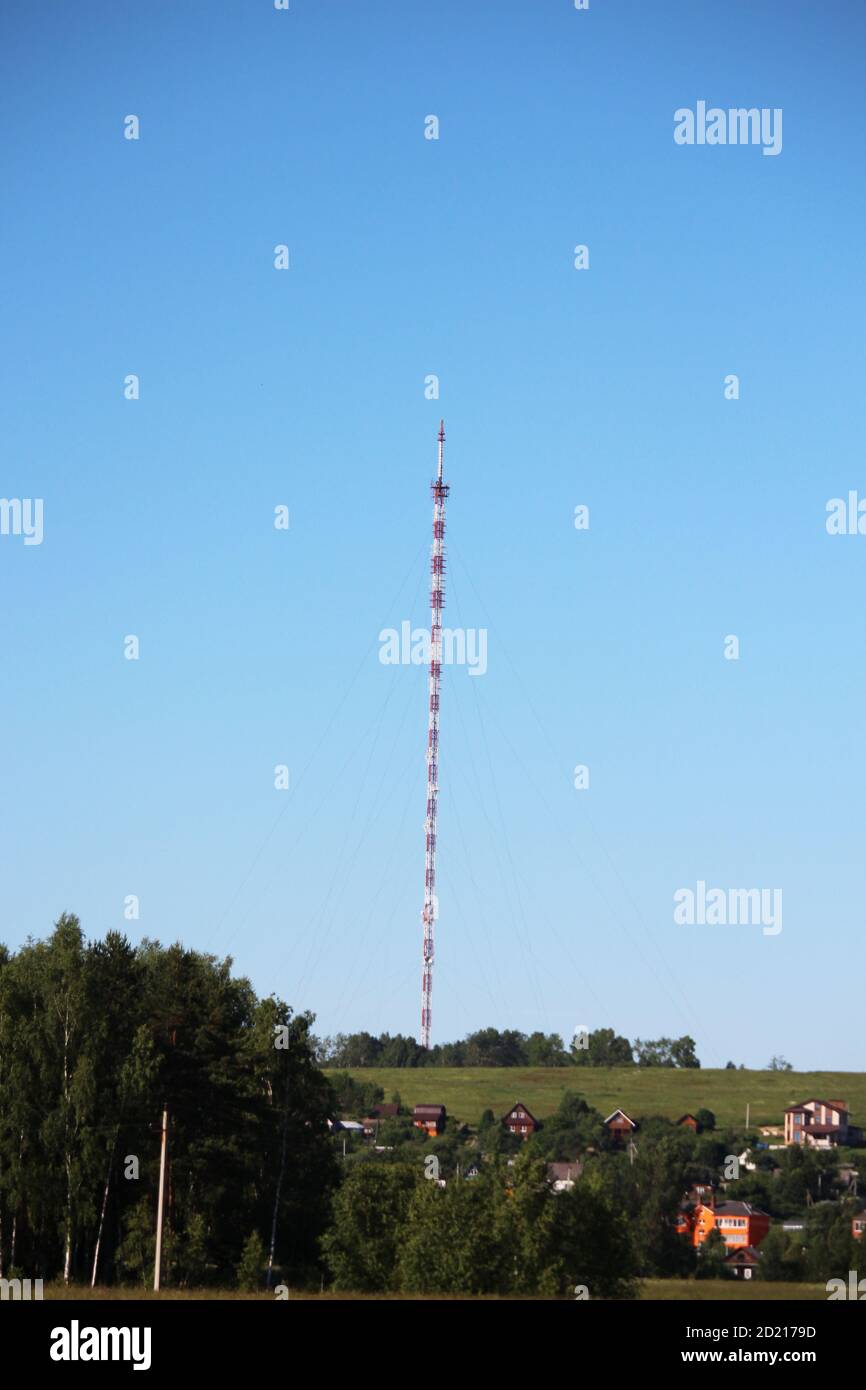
[725,1245,761,1264]
[804,1124,845,1136]
[683,1183,715,1203]
[677,1114,699,1124]
[603,1109,637,1128]
[548,1162,583,1181]
[784,1098,847,1113]
[369,1103,400,1118]
[413,1104,445,1117]
[501,1101,539,1124]
[714,1201,768,1217]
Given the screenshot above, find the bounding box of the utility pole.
[153,1103,169,1292]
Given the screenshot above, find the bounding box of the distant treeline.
[315,1027,701,1069]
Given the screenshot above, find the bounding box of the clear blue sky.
[2,1,864,1070]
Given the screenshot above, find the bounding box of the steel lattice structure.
[420,420,449,1049]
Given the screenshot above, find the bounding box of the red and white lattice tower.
[420,420,449,1049]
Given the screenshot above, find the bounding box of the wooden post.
[153,1104,168,1292]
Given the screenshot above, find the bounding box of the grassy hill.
[332,1067,866,1132]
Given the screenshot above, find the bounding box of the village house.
[369,1102,400,1120]
[852,1209,866,1240]
[677,1114,699,1132]
[725,1245,762,1280]
[548,1161,583,1192]
[361,1103,400,1136]
[412,1103,446,1136]
[783,1098,861,1148]
[682,1181,716,1209]
[678,1200,770,1250]
[603,1109,638,1146]
[501,1101,540,1140]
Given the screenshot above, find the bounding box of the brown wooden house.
[361,1103,400,1136]
[412,1103,446,1136]
[603,1108,638,1145]
[724,1245,761,1280]
[501,1101,540,1140]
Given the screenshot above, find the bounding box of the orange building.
[678,1201,770,1251]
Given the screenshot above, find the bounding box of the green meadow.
[334,1067,866,1132]
[638,1279,828,1301]
[39,1279,830,1301]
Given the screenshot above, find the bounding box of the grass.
[639,1279,828,1301]
[39,1279,831,1301]
[331,1066,866,1131]
[41,1285,269,1300]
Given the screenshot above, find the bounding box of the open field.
[37,1279,831,1301]
[332,1067,866,1131]
[639,1280,828,1301]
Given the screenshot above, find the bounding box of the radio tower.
[420,420,449,1049]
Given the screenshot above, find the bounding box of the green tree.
[463,1028,528,1067]
[628,1137,696,1276]
[0,919,337,1289]
[327,1071,384,1118]
[548,1179,638,1297]
[115,1197,156,1287]
[398,1168,512,1294]
[237,1231,266,1291]
[696,1227,729,1280]
[525,1032,569,1067]
[322,1163,420,1291]
[758,1225,805,1282]
[803,1202,860,1282]
[527,1091,604,1161]
[571,1027,633,1068]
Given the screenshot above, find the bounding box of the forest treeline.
[314,1027,701,1069]
[0,916,337,1288]
[3,917,856,1296]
